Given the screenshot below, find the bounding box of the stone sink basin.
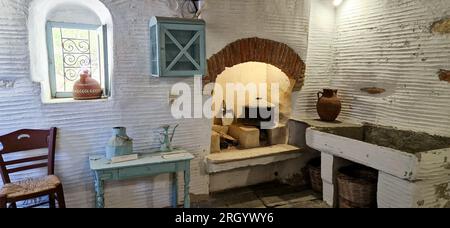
[306,123,450,208]
[307,124,450,180]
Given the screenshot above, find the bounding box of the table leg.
[94,173,105,208]
[183,162,191,208]
[172,172,178,208]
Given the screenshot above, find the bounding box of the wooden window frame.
[46,21,110,99]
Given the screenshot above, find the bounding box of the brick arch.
[204,37,306,91]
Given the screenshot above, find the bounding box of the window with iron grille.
[46,22,109,98]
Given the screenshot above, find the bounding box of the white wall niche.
[28,0,114,103]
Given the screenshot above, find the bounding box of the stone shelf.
[205,144,305,174]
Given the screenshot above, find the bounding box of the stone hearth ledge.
[205,144,305,174]
[204,118,361,174]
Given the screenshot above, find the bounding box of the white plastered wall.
[332,0,450,136]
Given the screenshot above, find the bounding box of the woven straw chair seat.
[0,175,61,200]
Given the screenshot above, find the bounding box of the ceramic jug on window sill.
[73,70,103,100]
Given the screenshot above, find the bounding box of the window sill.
[41,97,110,104]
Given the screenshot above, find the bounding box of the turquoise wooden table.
[89,150,194,208]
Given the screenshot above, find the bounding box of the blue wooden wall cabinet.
[150,17,206,77]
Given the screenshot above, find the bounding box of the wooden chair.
[0,128,66,208]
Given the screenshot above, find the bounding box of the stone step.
[205,144,305,173]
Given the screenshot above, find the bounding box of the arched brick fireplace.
[206,38,309,193]
[204,37,306,92]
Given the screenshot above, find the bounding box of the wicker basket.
[308,158,323,193]
[337,165,378,208]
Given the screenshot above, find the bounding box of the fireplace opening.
[210,62,293,153]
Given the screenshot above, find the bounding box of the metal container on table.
[106,127,133,160]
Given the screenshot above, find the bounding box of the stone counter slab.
[306,126,450,181]
[307,127,418,180]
